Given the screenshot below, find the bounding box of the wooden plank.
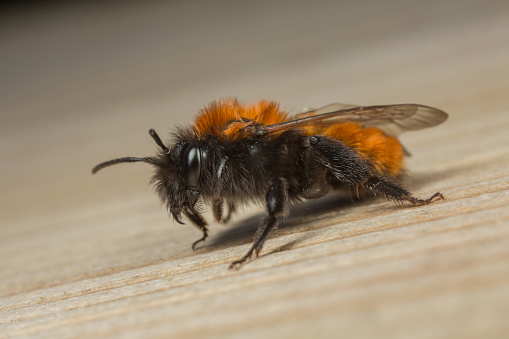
[1,1,508,338]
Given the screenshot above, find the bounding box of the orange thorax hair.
[193,99,404,177]
[193,98,289,141]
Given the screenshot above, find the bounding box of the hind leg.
[364,176,444,205]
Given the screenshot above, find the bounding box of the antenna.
[91,129,169,174]
[149,129,169,153]
[92,157,157,174]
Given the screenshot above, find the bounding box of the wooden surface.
[1,1,509,338]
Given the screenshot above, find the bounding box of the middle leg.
[229,177,288,270]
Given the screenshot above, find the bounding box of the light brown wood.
[1,1,508,338]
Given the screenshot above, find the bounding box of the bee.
[92,98,447,269]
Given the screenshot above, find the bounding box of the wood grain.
[1,1,508,338]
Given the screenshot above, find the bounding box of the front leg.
[212,198,237,224]
[229,178,289,270]
[183,208,209,250]
[221,201,237,224]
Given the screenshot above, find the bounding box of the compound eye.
[185,146,201,187]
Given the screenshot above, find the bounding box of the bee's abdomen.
[321,123,405,177]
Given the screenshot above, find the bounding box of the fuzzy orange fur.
[193,98,289,141]
[321,123,405,177]
[193,99,405,177]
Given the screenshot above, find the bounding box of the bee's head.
[92,129,206,224]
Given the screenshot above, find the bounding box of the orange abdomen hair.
[322,122,405,177]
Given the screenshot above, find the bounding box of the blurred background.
[2,0,508,229]
[1,0,508,335]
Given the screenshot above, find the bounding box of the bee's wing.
[266,103,448,136]
[294,103,359,118]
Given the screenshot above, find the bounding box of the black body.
[146,128,441,269]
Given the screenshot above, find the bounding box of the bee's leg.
[229,178,288,270]
[212,197,224,222]
[309,136,444,205]
[184,208,209,250]
[212,157,232,223]
[225,202,237,222]
[310,135,371,186]
[364,176,444,205]
[212,198,236,224]
[222,202,237,224]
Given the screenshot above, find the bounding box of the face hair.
[91,129,167,174]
